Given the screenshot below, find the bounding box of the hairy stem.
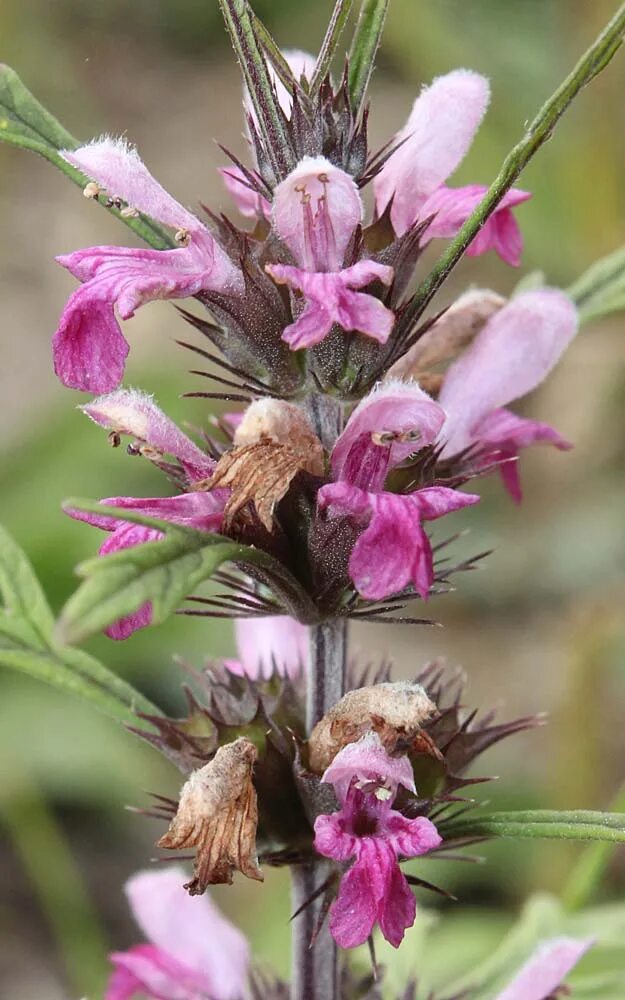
[291,396,347,1000]
[403,1,625,331]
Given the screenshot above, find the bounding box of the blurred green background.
[1,0,625,996]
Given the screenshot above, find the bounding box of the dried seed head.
[120,205,140,218]
[387,288,506,384]
[157,737,263,893]
[208,400,324,531]
[308,681,437,773]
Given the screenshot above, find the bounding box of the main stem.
[291,395,347,1000]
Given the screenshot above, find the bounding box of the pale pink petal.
[82,388,215,479]
[272,157,362,271]
[331,379,446,489]
[107,944,211,1000]
[125,868,249,1000]
[374,70,490,236]
[419,185,531,266]
[322,732,416,800]
[439,289,579,456]
[62,137,202,233]
[219,166,270,220]
[495,937,593,1000]
[267,263,395,348]
[225,615,309,680]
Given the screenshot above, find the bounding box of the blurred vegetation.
[1,0,625,996]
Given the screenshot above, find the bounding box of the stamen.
[175,227,190,246]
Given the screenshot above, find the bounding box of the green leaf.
[0,522,54,646]
[441,809,625,844]
[310,0,355,96]
[57,498,318,645]
[0,522,162,722]
[0,64,173,249]
[0,646,140,724]
[567,245,625,323]
[348,0,389,114]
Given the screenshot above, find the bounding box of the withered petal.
[158,736,263,892]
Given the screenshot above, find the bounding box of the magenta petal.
[375,70,490,236]
[349,494,429,599]
[99,524,160,640]
[377,863,417,948]
[495,937,593,1000]
[53,286,129,392]
[384,813,442,857]
[66,492,226,534]
[439,289,578,457]
[124,868,250,1000]
[328,851,382,949]
[313,811,356,863]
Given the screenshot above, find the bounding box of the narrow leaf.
[0,647,140,724]
[217,0,294,179]
[442,809,625,844]
[568,245,625,323]
[0,522,54,645]
[348,0,389,114]
[250,11,310,106]
[0,64,173,249]
[311,0,355,96]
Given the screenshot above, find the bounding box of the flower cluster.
[42,17,585,999]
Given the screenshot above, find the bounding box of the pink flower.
[224,615,309,680]
[68,492,226,640]
[438,288,578,500]
[106,867,249,1000]
[267,156,395,348]
[219,165,270,220]
[373,70,529,263]
[495,936,593,1000]
[318,380,479,600]
[319,482,479,600]
[313,733,441,949]
[55,138,243,393]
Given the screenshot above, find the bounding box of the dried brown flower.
[387,288,505,385]
[157,736,263,893]
[308,681,438,773]
[206,399,324,531]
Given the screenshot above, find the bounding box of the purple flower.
[55,138,244,393]
[266,156,395,348]
[224,615,309,680]
[106,867,249,1000]
[373,70,530,263]
[313,733,441,949]
[438,288,578,500]
[495,936,593,1000]
[318,381,480,600]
